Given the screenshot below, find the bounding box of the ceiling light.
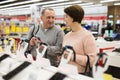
[35,0,69,6]
[0,0,16,4]
[1,8,30,12]
[0,0,41,8]
[0,5,31,11]
[114,3,120,5]
[42,1,82,7]
[0,0,68,15]
[42,2,93,10]
[80,2,93,6]
[0,0,68,10]
[82,4,102,7]
[100,0,119,3]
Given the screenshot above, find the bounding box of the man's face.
[41,9,55,29]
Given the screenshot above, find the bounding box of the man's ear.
[41,16,43,20]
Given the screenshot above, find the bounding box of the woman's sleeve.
[76,35,97,67]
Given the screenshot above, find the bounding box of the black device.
[49,72,67,80]
[0,54,10,62]
[112,47,120,53]
[104,37,114,41]
[2,61,31,80]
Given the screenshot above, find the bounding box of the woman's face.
[64,14,73,28]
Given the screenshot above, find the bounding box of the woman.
[62,5,97,73]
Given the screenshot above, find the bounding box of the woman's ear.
[71,18,74,22]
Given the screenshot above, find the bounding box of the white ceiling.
[0,0,120,16]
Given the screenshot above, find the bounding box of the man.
[29,7,64,67]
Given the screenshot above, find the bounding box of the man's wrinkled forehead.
[42,8,55,15]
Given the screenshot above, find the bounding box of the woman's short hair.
[64,5,84,23]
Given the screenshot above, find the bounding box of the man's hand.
[30,37,41,46]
